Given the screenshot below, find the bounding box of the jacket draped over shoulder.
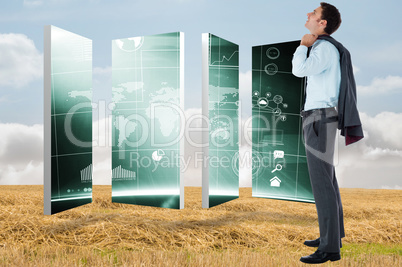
[318,35,364,146]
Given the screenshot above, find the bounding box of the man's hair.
[320,2,342,35]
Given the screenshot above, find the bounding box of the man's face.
[305,6,325,33]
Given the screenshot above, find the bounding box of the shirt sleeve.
[292,42,333,78]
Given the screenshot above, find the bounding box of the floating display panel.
[111,32,184,209]
[202,33,239,208]
[44,26,93,215]
[252,41,314,203]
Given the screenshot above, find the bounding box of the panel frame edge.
[43,25,52,215]
[179,32,185,209]
[201,33,210,208]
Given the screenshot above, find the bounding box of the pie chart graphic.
[152,149,165,162]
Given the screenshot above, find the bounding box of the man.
[292,2,363,264]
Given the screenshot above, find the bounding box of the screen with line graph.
[251,41,314,203]
[111,32,184,209]
[202,33,239,208]
[44,25,93,215]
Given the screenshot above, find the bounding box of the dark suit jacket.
[318,35,364,146]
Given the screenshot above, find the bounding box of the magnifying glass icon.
[271,164,282,173]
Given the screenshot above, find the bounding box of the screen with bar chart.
[44,25,93,215]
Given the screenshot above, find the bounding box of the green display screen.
[44,25,93,215]
[111,32,184,209]
[202,33,239,208]
[252,41,314,203]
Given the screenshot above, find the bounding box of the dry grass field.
[0,185,400,266]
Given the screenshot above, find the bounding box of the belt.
[300,107,338,121]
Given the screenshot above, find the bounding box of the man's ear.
[320,19,328,28]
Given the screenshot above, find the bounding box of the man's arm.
[292,36,333,78]
[301,34,318,47]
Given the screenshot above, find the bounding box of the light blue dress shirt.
[292,39,341,111]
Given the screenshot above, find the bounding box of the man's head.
[305,2,341,35]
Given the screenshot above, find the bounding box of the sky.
[0,0,401,189]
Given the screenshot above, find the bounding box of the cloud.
[93,66,112,76]
[92,66,112,105]
[182,108,203,186]
[336,112,402,189]
[0,161,43,185]
[92,117,111,185]
[0,117,112,185]
[181,109,402,189]
[239,70,252,118]
[1,111,401,189]
[238,144,252,187]
[352,65,360,74]
[23,0,44,7]
[366,41,402,65]
[0,33,42,88]
[93,66,112,92]
[382,185,402,190]
[0,123,43,184]
[23,0,78,7]
[357,75,402,95]
[359,112,402,150]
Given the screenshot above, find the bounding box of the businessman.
[292,2,363,264]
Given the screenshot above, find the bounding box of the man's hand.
[301,34,318,47]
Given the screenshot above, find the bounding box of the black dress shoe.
[300,249,341,264]
[304,237,320,247]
